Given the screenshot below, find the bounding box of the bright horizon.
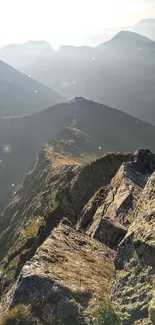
[1,0,155,48]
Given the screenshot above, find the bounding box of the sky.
[0,0,155,47]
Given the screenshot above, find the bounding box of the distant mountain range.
[1,99,155,212]
[1,29,155,123]
[83,19,155,45]
[1,20,155,123]
[133,19,155,41]
[0,41,53,70]
[0,60,64,117]
[7,30,155,124]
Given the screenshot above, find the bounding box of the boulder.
[9,224,115,324]
[87,216,127,250]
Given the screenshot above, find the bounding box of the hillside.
[1,98,155,213]
[0,60,63,117]
[0,146,155,324]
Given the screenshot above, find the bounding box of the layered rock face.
[0,148,155,324]
[113,171,155,325]
[78,150,155,249]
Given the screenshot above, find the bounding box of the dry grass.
[44,144,81,166]
[0,305,41,325]
[36,224,115,318]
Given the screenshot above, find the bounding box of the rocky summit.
[0,146,155,324]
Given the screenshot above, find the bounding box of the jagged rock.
[59,152,131,221]
[87,217,127,250]
[0,148,129,299]
[77,187,111,230]
[79,150,155,250]
[149,297,155,325]
[0,144,80,295]
[132,149,155,174]
[8,224,115,324]
[112,172,155,324]
[1,148,155,325]
[60,217,74,227]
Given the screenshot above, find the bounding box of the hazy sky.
[1,0,155,47]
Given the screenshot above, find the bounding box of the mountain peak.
[136,19,155,26]
[112,30,153,42]
[24,40,52,48]
[102,29,155,50]
[25,40,50,45]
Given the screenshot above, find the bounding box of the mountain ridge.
[1,98,155,212]
[104,30,155,45]
[0,148,155,324]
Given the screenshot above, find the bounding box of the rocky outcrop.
[88,217,127,250]
[78,150,155,250]
[0,143,80,295]
[1,148,155,324]
[58,152,131,222]
[149,298,155,325]
[6,224,114,325]
[0,145,129,299]
[112,171,155,324]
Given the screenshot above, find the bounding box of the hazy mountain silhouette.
[0,41,53,70]
[1,30,155,124]
[102,30,155,50]
[1,98,155,212]
[0,60,64,117]
[133,19,155,41]
[18,31,155,124]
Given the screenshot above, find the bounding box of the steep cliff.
[0,143,80,298]
[113,171,155,324]
[78,150,155,246]
[0,143,129,302]
[1,148,155,325]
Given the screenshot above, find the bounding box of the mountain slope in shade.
[1,98,155,212]
[0,60,64,117]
